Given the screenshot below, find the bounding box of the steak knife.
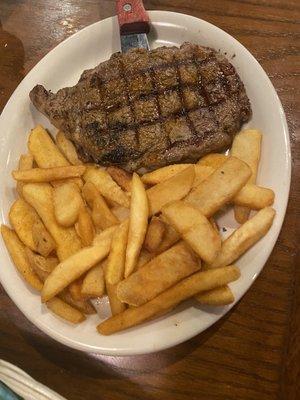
[116,0,150,52]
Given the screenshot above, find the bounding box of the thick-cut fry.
[41,227,114,301]
[162,201,221,264]
[12,165,86,183]
[76,207,95,246]
[22,183,81,261]
[144,217,166,253]
[185,157,251,217]
[9,198,55,256]
[46,297,86,323]
[155,221,181,254]
[195,285,234,305]
[231,129,262,223]
[208,207,276,268]
[16,154,34,197]
[69,279,84,301]
[111,206,130,222]
[107,284,127,315]
[193,165,214,188]
[233,184,275,209]
[59,290,96,314]
[1,225,43,291]
[197,153,227,168]
[81,262,106,298]
[98,265,240,335]
[125,173,149,278]
[147,165,195,216]
[107,167,132,192]
[84,166,130,208]
[27,125,82,187]
[56,131,82,165]
[25,247,58,282]
[118,242,200,306]
[142,164,192,185]
[136,249,154,269]
[53,182,83,227]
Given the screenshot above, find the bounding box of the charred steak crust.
[30,43,252,172]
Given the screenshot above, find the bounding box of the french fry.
[210,218,219,234]
[185,157,251,217]
[162,201,221,264]
[82,182,119,230]
[41,227,115,302]
[195,285,234,305]
[1,225,43,291]
[28,125,82,188]
[25,247,58,282]
[76,207,95,246]
[98,265,240,335]
[111,206,130,222]
[118,242,200,306]
[105,221,128,315]
[147,165,195,216]
[81,261,106,298]
[193,165,214,188]
[125,173,149,278]
[208,207,276,269]
[46,297,86,323]
[9,198,55,256]
[136,249,154,269]
[84,166,130,208]
[53,182,83,227]
[16,154,34,197]
[142,164,192,185]
[59,290,96,314]
[197,153,227,168]
[22,183,81,261]
[155,220,181,254]
[144,217,166,253]
[231,129,262,223]
[56,131,82,165]
[233,184,275,209]
[107,166,132,192]
[31,221,56,257]
[69,279,84,301]
[12,165,86,183]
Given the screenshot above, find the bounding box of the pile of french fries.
[1,125,276,334]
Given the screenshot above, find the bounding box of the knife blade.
[116,0,150,52]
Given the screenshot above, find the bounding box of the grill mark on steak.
[30,42,252,172]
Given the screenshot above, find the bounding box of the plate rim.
[0,10,291,355]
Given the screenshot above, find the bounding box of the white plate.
[0,11,290,356]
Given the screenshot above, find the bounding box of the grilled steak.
[30,42,251,172]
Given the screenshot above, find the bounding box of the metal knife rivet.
[123,3,132,12]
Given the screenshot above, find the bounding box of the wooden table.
[0,1,299,399]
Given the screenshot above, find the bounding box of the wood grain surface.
[0,1,299,399]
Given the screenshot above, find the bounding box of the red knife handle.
[116,0,150,35]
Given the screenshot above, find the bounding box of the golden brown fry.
[118,242,200,306]
[233,184,275,209]
[84,166,130,208]
[56,131,82,165]
[185,157,251,217]
[125,173,149,278]
[107,166,132,192]
[59,290,96,314]
[22,183,81,261]
[12,165,86,183]
[69,279,84,301]
[162,201,221,264]
[81,261,106,298]
[107,283,127,315]
[53,182,83,227]
[195,285,234,305]
[41,227,115,301]
[210,217,219,234]
[25,247,58,282]
[46,297,86,323]
[16,154,34,197]
[1,225,43,291]
[111,206,130,222]
[147,165,195,216]
[193,165,215,188]
[98,265,240,335]
[136,249,154,269]
[231,129,262,223]
[144,217,166,253]
[76,207,95,246]
[142,164,192,185]
[9,198,55,256]
[28,125,82,188]
[155,220,181,254]
[197,153,227,168]
[208,207,276,268]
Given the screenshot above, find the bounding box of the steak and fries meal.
[1,42,276,335]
